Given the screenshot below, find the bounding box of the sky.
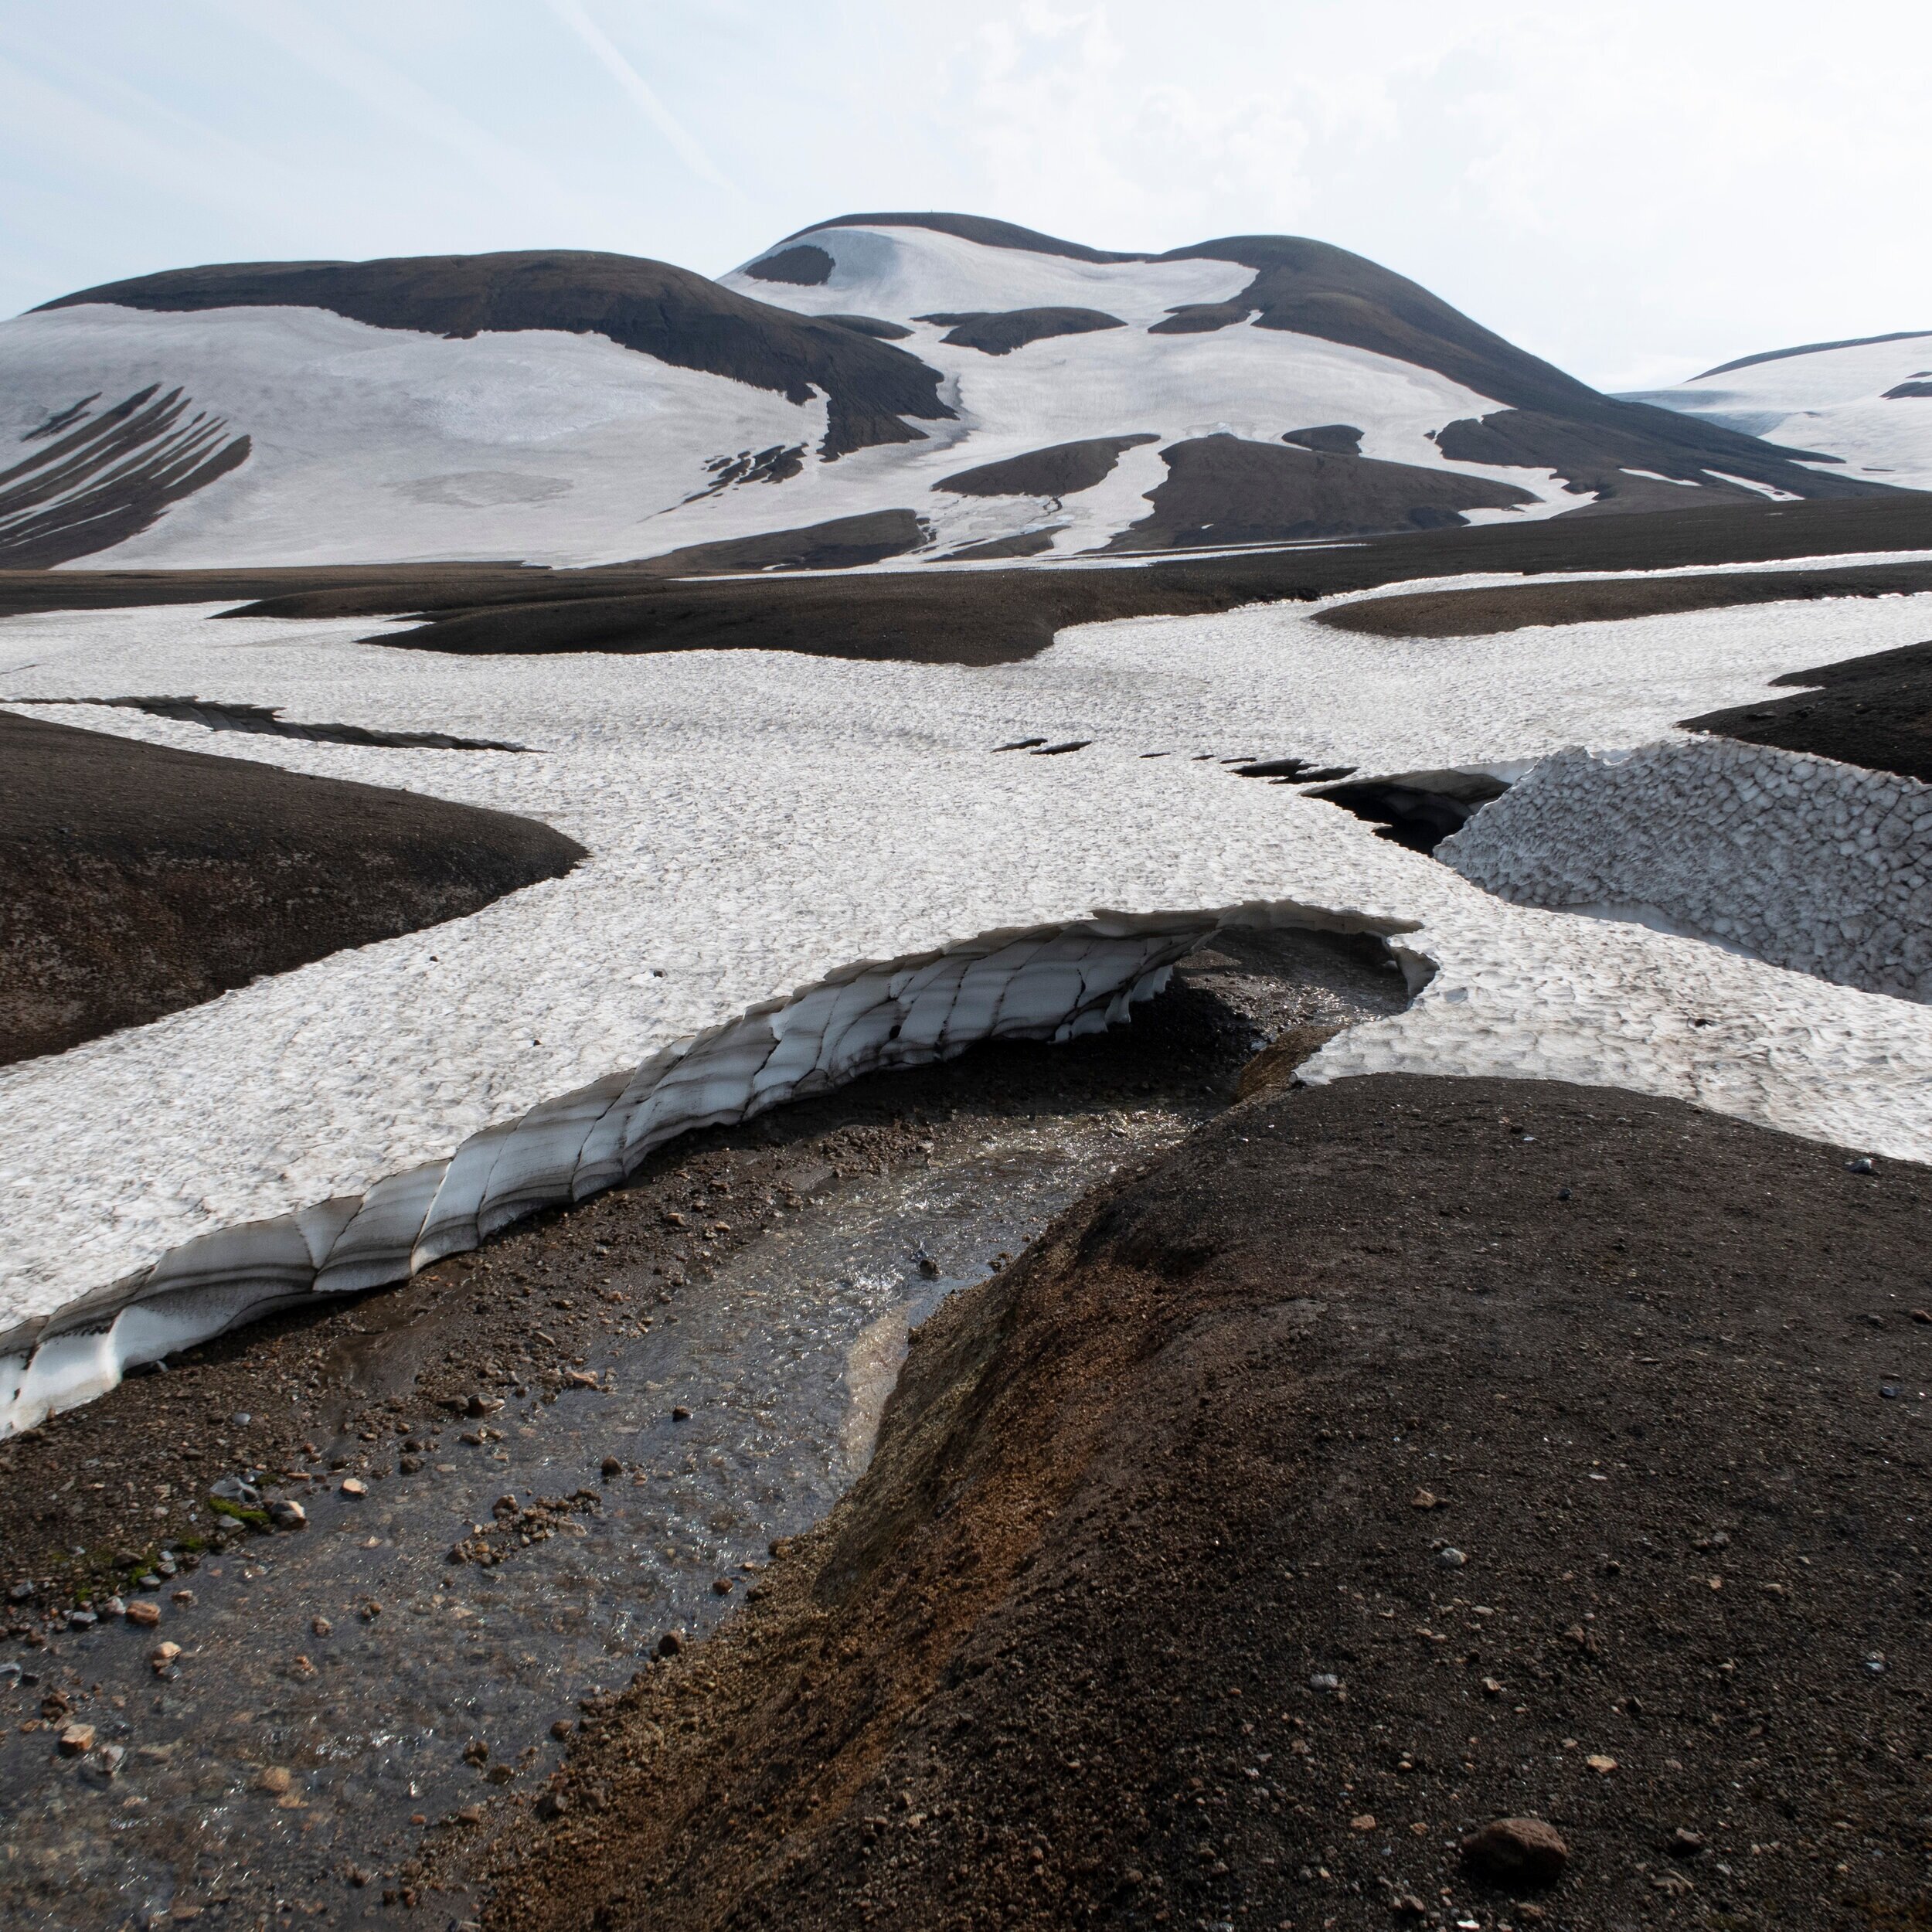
[1,1,1925,393]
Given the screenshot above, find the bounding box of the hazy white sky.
[1,2,1923,391]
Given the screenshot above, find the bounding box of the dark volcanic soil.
[936,434,1158,499]
[3,495,1931,669]
[1315,559,1932,638]
[1110,433,1538,548]
[916,308,1128,355]
[1684,636,1932,784]
[481,1073,1932,1932]
[0,711,583,1064]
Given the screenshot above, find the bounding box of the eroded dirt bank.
[481,1073,1931,1932]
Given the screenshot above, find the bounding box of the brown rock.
[258,1766,293,1794]
[1461,1816,1569,1889]
[56,1722,96,1756]
[124,1599,161,1628]
[311,1616,332,1638]
[340,1477,368,1498]
[150,1641,182,1673]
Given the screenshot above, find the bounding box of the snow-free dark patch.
[1683,635,1932,784]
[1882,380,1932,400]
[934,433,1158,498]
[483,1073,1932,1932]
[914,308,1127,355]
[7,495,1930,670]
[1316,557,1932,638]
[632,509,929,576]
[0,711,583,1065]
[818,314,914,341]
[0,385,250,568]
[1147,299,1253,335]
[1282,423,1363,455]
[738,245,834,286]
[934,529,1059,562]
[1693,328,1932,379]
[40,251,954,461]
[1110,432,1538,548]
[774,212,1144,266]
[5,694,529,751]
[1308,769,1512,852]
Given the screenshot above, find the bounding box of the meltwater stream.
[0,927,1411,1928]
[0,1113,1198,1928]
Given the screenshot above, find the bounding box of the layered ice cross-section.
[0,914,1247,1434]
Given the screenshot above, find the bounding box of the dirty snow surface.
[5,569,1932,1425]
[1630,332,1932,490]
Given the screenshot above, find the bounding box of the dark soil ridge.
[1316,557,1932,638]
[914,308,1127,355]
[3,496,1930,669]
[1108,434,1538,549]
[0,383,250,569]
[1684,636,1932,785]
[5,693,528,751]
[479,1073,1932,1932]
[1695,329,1932,381]
[0,710,583,1065]
[39,251,955,461]
[935,434,1158,499]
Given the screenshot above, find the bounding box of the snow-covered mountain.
[1625,330,1932,492]
[0,214,1898,571]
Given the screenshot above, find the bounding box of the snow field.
[3,569,1932,1427]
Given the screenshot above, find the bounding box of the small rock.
[346,1866,371,1888]
[56,1722,96,1756]
[464,1395,504,1418]
[258,1766,293,1794]
[462,1739,490,1767]
[1481,1676,1504,1697]
[290,1655,318,1682]
[655,1631,684,1658]
[1669,1827,1706,1857]
[1585,1753,1617,1774]
[1845,1156,1876,1175]
[92,1743,127,1777]
[125,1600,161,1628]
[267,1499,308,1532]
[66,1608,97,1629]
[712,1577,734,1596]
[1437,1546,1468,1568]
[1393,1894,1427,1918]
[535,1791,568,1820]
[1910,1308,1930,1325]
[457,1804,485,1825]
[151,1641,182,1674]
[358,1600,382,1622]
[100,1596,126,1618]
[550,1719,573,1741]
[171,1590,195,1607]
[340,1478,368,1498]
[1461,1816,1569,1889]
[209,1476,262,1508]
[1411,1488,1440,1510]
[1349,1812,1377,1832]
[485,1762,515,1785]
[562,1371,599,1390]
[311,1617,332,1638]
[671,1406,691,1422]
[1309,1672,1342,1694]
[600,1456,623,1480]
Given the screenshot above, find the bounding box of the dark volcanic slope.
[1317,557,1932,637]
[915,308,1127,355]
[935,434,1158,498]
[1696,328,1932,379]
[0,710,583,1065]
[774,216,1891,503]
[1111,433,1538,547]
[485,1073,1932,1932]
[5,495,1931,668]
[0,384,250,568]
[631,509,929,577]
[40,251,954,460]
[1684,636,1932,784]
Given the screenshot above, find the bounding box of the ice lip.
[1439,736,1932,1003]
[0,901,1414,1437]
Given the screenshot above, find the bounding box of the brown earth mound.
[1317,558,1932,637]
[0,710,583,1064]
[1111,433,1538,548]
[484,1073,1931,1932]
[1685,636,1932,784]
